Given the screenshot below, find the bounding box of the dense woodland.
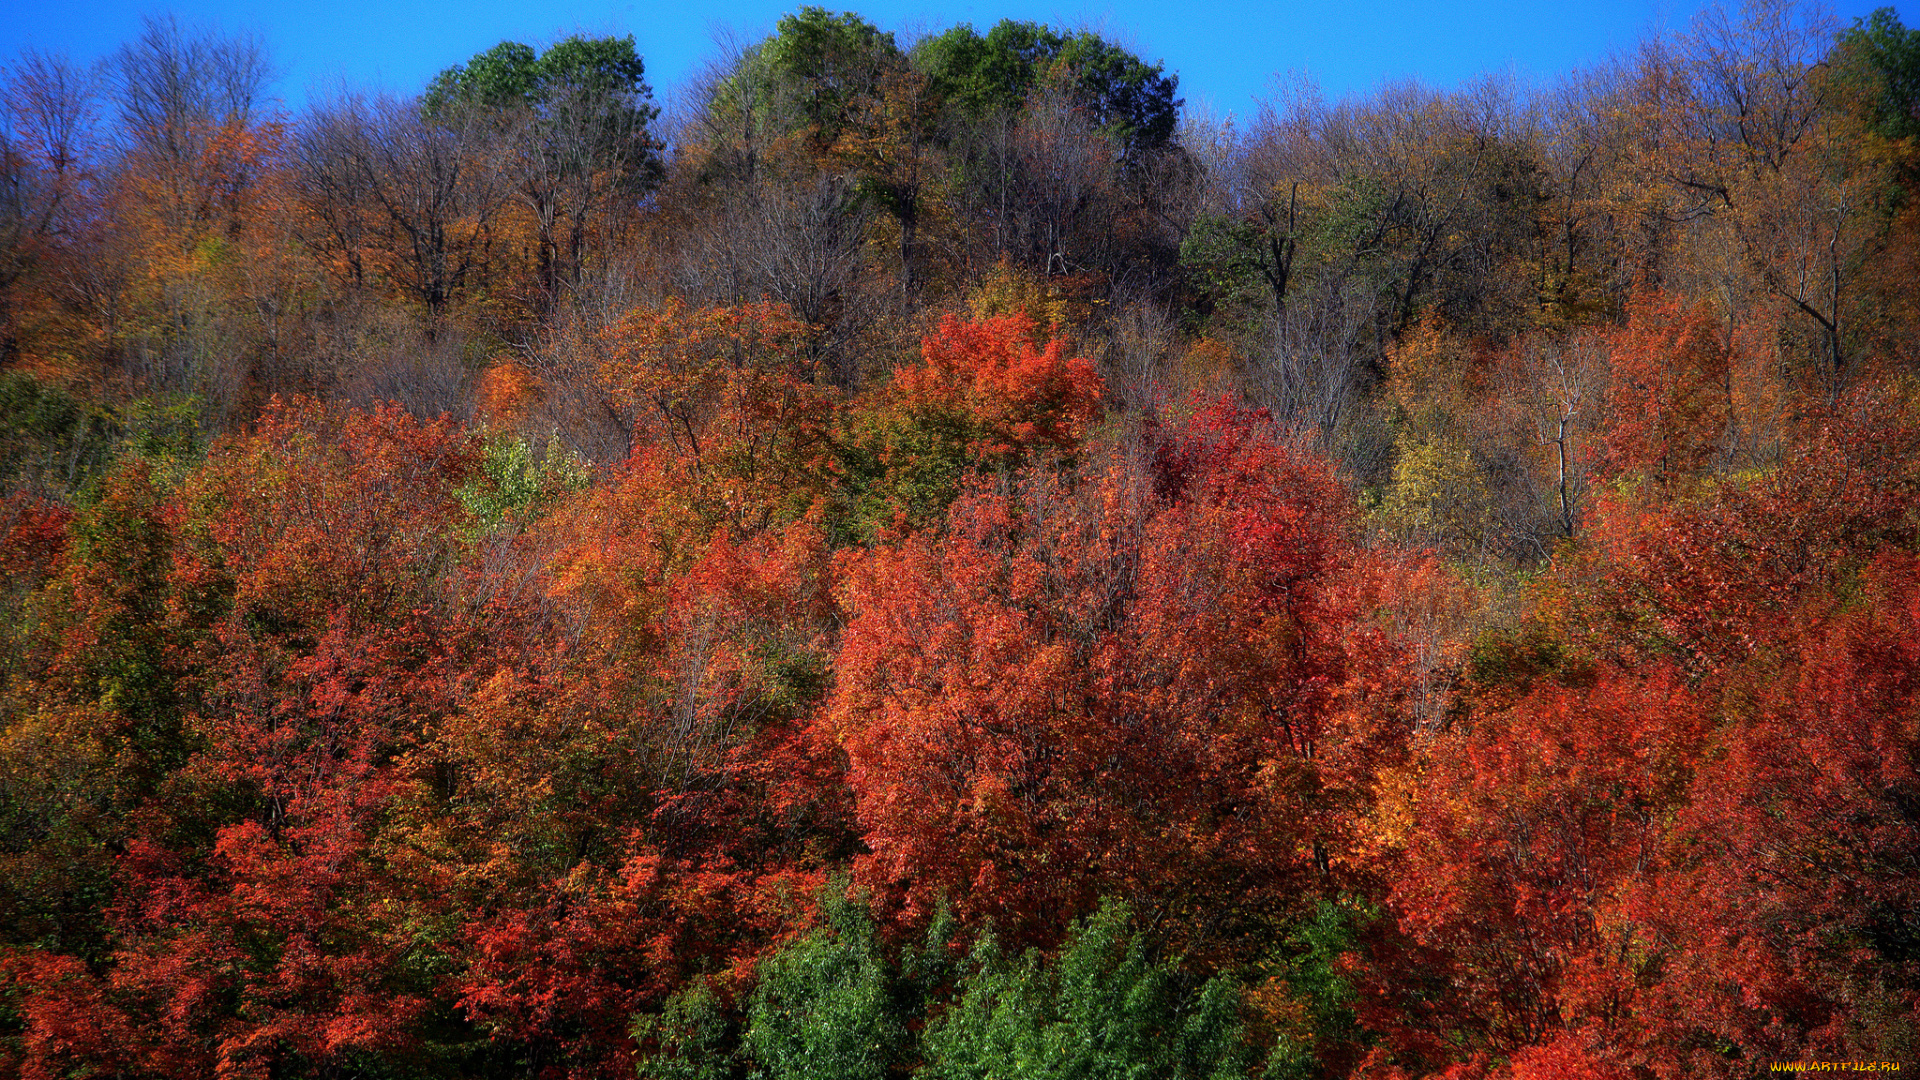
[1,2,1918,1076]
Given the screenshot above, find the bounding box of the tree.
[750,9,903,154]
[1594,296,1735,486]
[294,92,509,315]
[836,312,1101,538]
[744,893,908,1080]
[1839,9,1920,147]
[0,50,96,360]
[1646,0,1893,399]
[925,899,1250,1080]
[592,299,836,533]
[696,11,937,302]
[830,401,1401,951]
[1632,551,1920,1068]
[111,14,272,239]
[4,401,485,1078]
[1553,405,1920,684]
[1497,329,1608,542]
[916,21,1181,157]
[1835,1,1920,248]
[1380,665,1710,1065]
[427,36,664,304]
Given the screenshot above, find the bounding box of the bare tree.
[112,14,271,236]
[1648,0,1880,397]
[1533,64,1653,324]
[290,93,376,293]
[424,36,664,307]
[295,93,508,318]
[505,76,661,305]
[0,51,97,355]
[1009,81,1120,277]
[1502,332,1608,540]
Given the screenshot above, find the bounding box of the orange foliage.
[1377,665,1709,1062]
[595,300,838,532]
[477,360,540,428]
[890,311,1103,459]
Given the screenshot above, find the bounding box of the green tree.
[634,981,738,1080]
[916,20,1181,154]
[744,893,914,1080]
[1838,8,1920,148]
[423,40,540,113]
[752,8,904,152]
[925,900,1251,1080]
[424,36,654,119]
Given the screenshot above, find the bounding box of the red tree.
[830,401,1405,952]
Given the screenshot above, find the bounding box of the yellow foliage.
[1376,432,1497,556]
[1171,337,1239,397]
[964,258,1074,334]
[1245,974,1317,1060]
[1383,313,1475,423]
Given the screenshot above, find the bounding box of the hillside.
[1,5,1917,1077]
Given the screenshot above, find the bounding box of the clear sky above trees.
[6,0,1910,116]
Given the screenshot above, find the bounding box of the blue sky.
[4,0,1911,120]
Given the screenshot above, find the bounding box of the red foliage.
[1595,297,1736,484]
[6,401,485,1077]
[1385,404,1920,1075]
[1375,665,1709,1065]
[1551,411,1920,680]
[0,494,71,586]
[434,495,853,1075]
[830,400,1404,950]
[1628,551,1920,1069]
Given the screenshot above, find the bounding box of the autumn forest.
[1,3,1917,1076]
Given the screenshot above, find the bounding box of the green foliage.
[828,313,1100,543]
[745,892,909,1080]
[1180,214,1268,302]
[1840,9,1920,147]
[635,981,738,1080]
[1306,176,1395,285]
[455,429,590,535]
[65,463,177,713]
[0,373,200,500]
[915,20,1180,153]
[732,7,903,150]
[917,20,1064,118]
[1374,431,1497,555]
[750,634,832,717]
[425,41,541,113]
[1049,31,1182,153]
[1180,213,1283,336]
[425,36,653,117]
[423,34,662,188]
[762,10,899,94]
[830,403,976,543]
[0,372,110,496]
[925,899,1253,1080]
[1258,901,1371,1080]
[1464,622,1583,701]
[110,398,203,476]
[539,36,652,99]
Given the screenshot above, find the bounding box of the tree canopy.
[916,19,1182,151]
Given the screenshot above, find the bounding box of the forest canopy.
[1,3,1918,1078]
